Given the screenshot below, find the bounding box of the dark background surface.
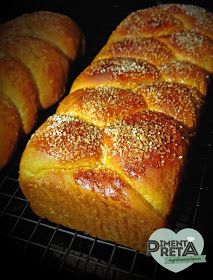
[0,1,213,279]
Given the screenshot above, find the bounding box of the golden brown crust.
[0,93,21,169]
[57,87,147,127]
[71,57,159,92]
[73,168,131,206]
[160,4,213,41]
[158,31,213,72]
[19,168,164,252]
[135,82,203,130]
[94,37,174,66]
[0,11,84,60]
[104,111,188,215]
[0,36,69,109]
[159,61,209,95]
[26,115,103,172]
[0,52,38,133]
[110,7,184,41]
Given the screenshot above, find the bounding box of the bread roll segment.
[135,82,203,130]
[158,31,213,72]
[161,4,213,40]
[94,37,175,66]
[0,93,21,169]
[159,61,209,95]
[20,4,213,252]
[57,87,147,127]
[71,57,160,92]
[0,51,38,134]
[0,36,69,109]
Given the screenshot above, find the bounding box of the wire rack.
[0,1,213,279]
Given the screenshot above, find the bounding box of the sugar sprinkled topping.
[152,4,213,39]
[104,111,186,178]
[74,87,146,125]
[168,31,206,53]
[159,60,208,94]
[136,82,201,129]
[160,60,200,72]
[181,5,213,36]
[88,57,153,74]
[33,115,102,163]
[116,7,183,36]
[98,38,174,66]
[86,58,159,85]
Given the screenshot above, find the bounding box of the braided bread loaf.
[19,4,213,252]
[0,11,84,169]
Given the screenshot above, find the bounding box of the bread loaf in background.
[0,11,84,169]
[19,4,213,252]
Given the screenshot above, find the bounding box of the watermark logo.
[146,228,206,273]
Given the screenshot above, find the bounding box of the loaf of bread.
[19,4,213,252]
[0,11,84,169]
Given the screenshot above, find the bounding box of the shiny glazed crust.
[0,11,83,168]
[57,87,147,127]
[71,57,160,92]
[20,4,213,252]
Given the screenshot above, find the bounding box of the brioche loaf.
[19,4,213,252]
[0,11,84,169]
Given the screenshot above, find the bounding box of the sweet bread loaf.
[0,11,84,169]
[19,4,213,252]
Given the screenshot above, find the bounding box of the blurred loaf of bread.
[0,11,84,169]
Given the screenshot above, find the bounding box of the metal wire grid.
[0,165,157,279]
